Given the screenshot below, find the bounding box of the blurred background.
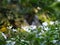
[0,0,60,45]
[0,0,60,26]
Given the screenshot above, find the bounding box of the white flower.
[6,40,15,45]
[41,30,44,33]
[11,41,15,45]
[21,25,36,32]
[39,36,44,38]
[11,38,15,40]
[7,26,12,29]
[39,32,42,35]
[49,21,54,25]
[55,21,59,24]
[34,8,38,13]
[12,29,17,32]
[21,26,30,32]
[55,28,58,30]
[52,40,58,43]
[21,39,24,42]
[37,7,41,10]
[42,22,48,26]
[2,33,7,39]
[6,40,12,43]
[30,25,36,30]
[44,27,49,31]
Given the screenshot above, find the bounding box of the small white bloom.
[42,22,48,26]
[52,40,58,43]
[21,39,24,42]
[39,36,44,38]
[55,21,59,24]
[6,40,15,45]
[11,38,15,40]
[39,32,42,35]
[34,9,38,13]
[50,21,54,25]
[39,25,43,28]
[30,25,36,30]
[12,29,17,32]
[21,25,36,32]
[6,40,12,43]
[2,33,7,39]
[11,41,16,45]
[7,26,12,29]
[21,26,30,32]
[44,27,49,31]
[41,30,44,33]
[37,7,41,10]
[55,28,58,29]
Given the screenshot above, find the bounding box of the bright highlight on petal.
[42,22,48,26]
[49,21,54,25]
[2,33,7,39]
[37,7,41,10]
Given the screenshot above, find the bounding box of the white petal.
[37,7,41,10]
[50,21,54,25]
[2,33,7,39]
[42,22,48,26]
